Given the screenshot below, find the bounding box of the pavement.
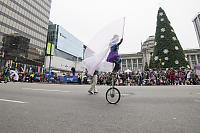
[0,82,200,133]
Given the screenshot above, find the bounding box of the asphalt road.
[0,82,200,133]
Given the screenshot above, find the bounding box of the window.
[127,59,132,68]
[122,64,126,69]
[133,64,137,68]
[132,59,136,63]
[122,59,126,64]
[192,61,197,66]
[191,55,195,61]
[138,64,143,70]
[138,58,142,63]
[197,55,200,64]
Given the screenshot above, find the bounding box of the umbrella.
[194,64,200,69]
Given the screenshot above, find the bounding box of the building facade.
[121,36,155,72]
[121,36,200,72]
[140,35,155,66]
[185,49,200,68]
[193,12,200,47]
[45,24,84,72]
[121,52,144,72]
[0,0,52,73]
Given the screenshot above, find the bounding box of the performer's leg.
[93,75,98,93]
[113,57,121,72]
[88,75,97,94]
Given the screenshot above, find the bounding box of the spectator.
[71,67,75,76]
[88,70,98,94]
[78,73,82,84]
[30,73,34,83]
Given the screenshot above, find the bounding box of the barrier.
[58,76,78,83]
[34,75,78,83]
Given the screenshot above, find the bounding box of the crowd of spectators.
[1,66,200,86]
[95,69,200,86]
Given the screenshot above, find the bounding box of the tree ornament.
[161,28,165,32]
[161,35,164,38]
[163,49,169,54]
[159,12,164,16]
[160,18,164,21]
[162,62,165,65]
[175,46,179,50]
[172,37,177,41]
[165,57,169,60]
[155,42,157,46]
[175,60,179,64]
[171,29,174,32]
[154,56,158,61]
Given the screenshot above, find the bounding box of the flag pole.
[122,17,126,38]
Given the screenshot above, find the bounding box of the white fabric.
[83,18,125,75]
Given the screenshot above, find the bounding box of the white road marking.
[0,99,27,104]
[22,88,71,93]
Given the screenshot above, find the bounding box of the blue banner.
[34,75,44,81]
[33,75,78,83]
[58,76,78,83]
[48,75,55,81]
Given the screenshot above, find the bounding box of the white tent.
[124,69,132,73]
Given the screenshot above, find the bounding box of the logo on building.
[60,33,67,39]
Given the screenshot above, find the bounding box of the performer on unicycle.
[83,18,125,104]
[106,35,123,72]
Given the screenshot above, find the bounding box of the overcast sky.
[50,0,200,54]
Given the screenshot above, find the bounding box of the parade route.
[0,83,200,133]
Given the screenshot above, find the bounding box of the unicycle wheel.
[106,87,121,104]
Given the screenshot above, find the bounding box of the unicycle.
[106,73,121,104]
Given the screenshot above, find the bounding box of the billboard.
[46,43,54,56]
[57,26,83,59]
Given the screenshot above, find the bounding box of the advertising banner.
[57,26,83,59]
[58,76,78,83]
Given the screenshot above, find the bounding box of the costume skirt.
[106,52,120,63]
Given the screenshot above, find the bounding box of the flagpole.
[122,17,126,38]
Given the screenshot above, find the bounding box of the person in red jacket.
[170,69,175,85]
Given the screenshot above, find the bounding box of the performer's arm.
[117,38,123,45]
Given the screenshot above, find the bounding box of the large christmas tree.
[152,7,189,69]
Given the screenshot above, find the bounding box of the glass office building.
[193,13,200,47]
[0,0,52,72]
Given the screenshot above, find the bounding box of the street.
[0,83,200,133]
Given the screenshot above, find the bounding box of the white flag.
[83,18,125,75]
